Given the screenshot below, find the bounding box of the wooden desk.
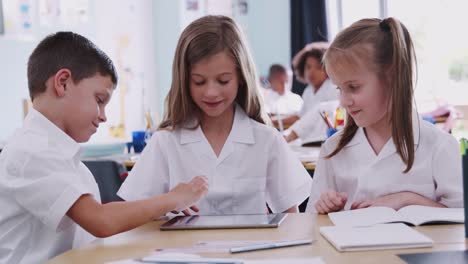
[48,213,467,264]
[107,146,320,171]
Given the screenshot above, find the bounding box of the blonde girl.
[306,17,463,214]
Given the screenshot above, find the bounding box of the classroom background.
[0,0,467,146]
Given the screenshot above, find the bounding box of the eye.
[349,84,360,91]
[218,80,230,85]
[192,79,205,86]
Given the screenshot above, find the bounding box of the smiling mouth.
[203,101,222,107]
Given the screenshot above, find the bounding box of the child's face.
[269,73,288,95]
[62,74,114,142]
[305,56,327,88]
[189,51,239,119]
[327,62,389,129]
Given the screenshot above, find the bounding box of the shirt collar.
[23,108,81,158]
[180,104,255,145]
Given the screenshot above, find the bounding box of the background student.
[0,32,208,264]
[263,64,303,124]
[306,18,463,214]
[118,15,311,215]
[284,42,339,143]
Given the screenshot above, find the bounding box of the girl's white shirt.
[299,79,339,117]
[118,106,312,214]
[306,111,463,212]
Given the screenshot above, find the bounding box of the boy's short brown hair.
[268,64,287,80]
[27,31,118,101]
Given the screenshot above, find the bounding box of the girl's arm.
[352,191,446,210]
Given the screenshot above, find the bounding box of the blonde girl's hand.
[168,176,209,213]
[315,190,347,214]
[351,192,410,210]
[351,191,445,210]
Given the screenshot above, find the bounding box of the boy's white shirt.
[299,79,338,117]
[290,100,340,143]
[306,110,463,213]
[118,105,312,214]
[0,109,100,264]
[262,88,303,116]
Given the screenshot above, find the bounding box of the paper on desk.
[106,256,326,264]
[154,240,301,254]
[289,146,320,163]
[246,258,326,264]
[105,253,201,263]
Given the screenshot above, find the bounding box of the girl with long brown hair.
[119,15,311,215]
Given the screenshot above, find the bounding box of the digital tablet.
[160,213,287,230]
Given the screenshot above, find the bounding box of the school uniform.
[299,79,338,117]
[306,111,463,213]
[0,109,100,264]
[118,105,312,214]
[290,100,340,143]
[262,88,303,116]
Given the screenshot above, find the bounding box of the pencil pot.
[326,128,338,138]
[132,130,147,153]
[463,152,468,238]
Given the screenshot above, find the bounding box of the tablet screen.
[160,213,287,230]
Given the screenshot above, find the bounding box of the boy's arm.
[67,176,208,238]
[67,193,176,238]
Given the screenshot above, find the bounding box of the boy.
[262,64,303,127]
[0,32,208,264]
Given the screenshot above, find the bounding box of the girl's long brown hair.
[325,17,417,173]
[159,15,268,130]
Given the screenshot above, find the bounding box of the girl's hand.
[351,192,444,210]
[315,190,347,214]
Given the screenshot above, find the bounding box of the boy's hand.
[168,176,209,213]
[315,190,347,214]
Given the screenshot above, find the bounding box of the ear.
[52,69,72,97]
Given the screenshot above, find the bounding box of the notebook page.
[328,207,401,227]
[397,205,464,226]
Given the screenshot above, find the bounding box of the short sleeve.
[432,135,463,207]
[265,132,312,212]
[117,133,170,201]
[306,145,337,213]
[5,150,89,231]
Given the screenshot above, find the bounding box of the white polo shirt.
[299,79,338,117]
[262,88,303,116]
[306,112,463,213]
[118,106,312,214]
[290,100,340,143]
[0,109,100,264]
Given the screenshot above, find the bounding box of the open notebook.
[328,205,464,227]
[320,223,433,252]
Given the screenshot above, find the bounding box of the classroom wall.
[0,0,291,142]
[0,39,34,141]
[235,0,291,78]
[153,0,182,117]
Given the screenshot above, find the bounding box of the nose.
[204,81,220,98]
[339,90,353,108]
[98,106,107,123]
